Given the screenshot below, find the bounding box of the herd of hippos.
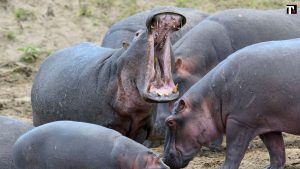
[1,5,300,169]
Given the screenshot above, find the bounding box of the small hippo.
[13,121,169,169]
[163,38,300,169]
[150,8,300,148]
[0,116,33,169]
[31,7,185,143]
[102,7,208,48]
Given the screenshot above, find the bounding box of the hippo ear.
[176,99,185,112]
[122,40,130,49]
[175,58,182,70]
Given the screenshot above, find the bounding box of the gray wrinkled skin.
[164,38,300,169]
[13,121,169,169]
[102,6,208,48]
[150,8,300,148]
[0,116,33,169]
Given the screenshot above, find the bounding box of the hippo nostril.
[166,118,176,127]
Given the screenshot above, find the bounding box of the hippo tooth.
[172,84,178,93]
[151,25,154,29]
[157,92,162,96]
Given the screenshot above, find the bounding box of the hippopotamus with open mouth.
[31,6,185,143]
[163,38,300,169]
[13,121,169,169]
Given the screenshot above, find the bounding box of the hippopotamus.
[102,7,208,48]
[0,116,33,169]
[149,8,300,147]
[31,7,185,143]
[163,38,300,169]
[13,121,169,169]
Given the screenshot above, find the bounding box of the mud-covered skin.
[13,121,169,169]
[0,116,33,169]
[102,7,208,48]
[163,38,300,169]
[151,8,300,147]
[31,7,185,143]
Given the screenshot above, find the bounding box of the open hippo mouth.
[143,8,186,102]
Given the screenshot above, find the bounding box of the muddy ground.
[1,0,300,168]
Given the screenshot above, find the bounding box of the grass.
[94,0,113,8]
[18,46,41,63]
[4,31,16,41]
[79,0,93,17]
[14,8,35,21]
[79,5,92,17]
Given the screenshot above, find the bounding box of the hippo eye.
[135,32,140,37]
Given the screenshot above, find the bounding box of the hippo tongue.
[148,33,177,97]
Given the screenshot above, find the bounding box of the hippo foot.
[201,145,224,153]
[208,144,224,152]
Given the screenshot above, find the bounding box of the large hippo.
[0,116,33,169]
[163,38,300,169]
[31,7,185,143]
[13,121,169,169]
[149,8,300,147]
[102,7,208,48]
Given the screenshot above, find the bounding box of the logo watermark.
[287,5,297,14]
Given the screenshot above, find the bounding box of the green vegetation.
[18,46,41,63]
[4,31,16,40]
[94,0,113,8]
[79,5,92,17]
[79,0,93,17]
[14,8,35,21]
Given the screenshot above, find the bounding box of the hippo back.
[31,43,118,126]
[0,116,33,169]
[102,7,208,48]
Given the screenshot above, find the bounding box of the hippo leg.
[221,119,255,169]
[259,132,285,169]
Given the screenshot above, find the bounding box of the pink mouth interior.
[145,13,183,98]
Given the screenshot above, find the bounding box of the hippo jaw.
[142,12,185,103]
[163,127,195,169]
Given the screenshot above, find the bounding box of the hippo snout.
[163,150,183,169]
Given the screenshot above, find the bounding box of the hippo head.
[117,7,186,103]
[163,94,220,169]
